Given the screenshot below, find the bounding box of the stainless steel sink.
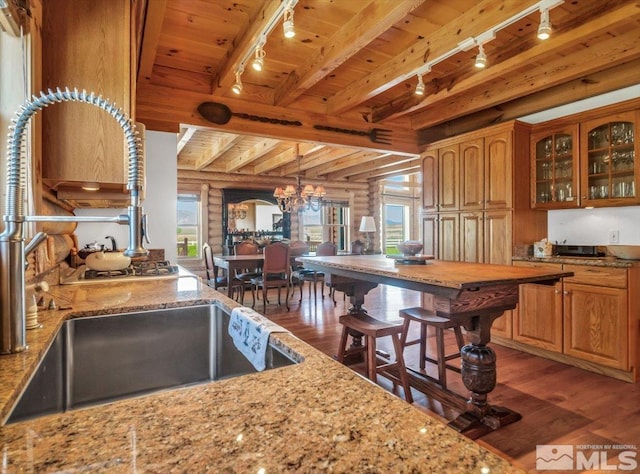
[7,304,297,424]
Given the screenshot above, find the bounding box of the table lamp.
[359,216,376,254]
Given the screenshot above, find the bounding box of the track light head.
[231,71,243,95]
[415,74,425,96]
[475,43,487,69]
[537,8,552,40]
[252,46,266,71]
[283,8,295,38]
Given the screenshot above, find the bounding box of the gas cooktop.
[62,261,180,285]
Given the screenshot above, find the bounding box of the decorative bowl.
[608,245,640,260]
[397,240,423,256]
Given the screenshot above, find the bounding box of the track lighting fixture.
[537,8,552,40]
[475,43,487,69]
[252,43,266,72]
[283,7,295,38]
[415,74,425,96]
[231,69,243,95]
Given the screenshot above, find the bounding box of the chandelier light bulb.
[231,71,243,94]
[283,8,295,38]
[537,8,552,40]
[415,74,425,96]
[252,45,266,71]
[475,43,487,69]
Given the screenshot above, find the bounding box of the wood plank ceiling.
[135,0,640,184]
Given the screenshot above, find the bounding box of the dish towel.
[228,306,289,371]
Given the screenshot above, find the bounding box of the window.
[177,193,201,259]
[301,203,350,252]
[381,174,420,254]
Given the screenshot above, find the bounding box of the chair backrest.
[316,241,337,256]
[351,239,365,255]
[262,241,291,277]
[288,240,309,256]
[202,242,214,280]
[235,240,259,255]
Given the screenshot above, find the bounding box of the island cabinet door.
[514,280,563,352]
[563,283,628,370]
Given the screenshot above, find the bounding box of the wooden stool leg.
[400,317,411,347]
[454,326,465,350]
[435,327,447,389]
[366,335,377,382]
[391,334,413,404]
[419,322,428,370]
[337,325,349,363]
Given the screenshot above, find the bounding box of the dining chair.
[202,243,245,301]
[296,241,336,303]
[289,240,310,299]
[251,241,291,313]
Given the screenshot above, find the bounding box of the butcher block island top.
[0,272,525,472]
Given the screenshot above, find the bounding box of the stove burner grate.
[83,261,179,280]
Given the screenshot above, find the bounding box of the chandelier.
[274,177,326,213]
[230,203,248,219]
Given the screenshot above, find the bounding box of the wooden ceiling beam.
[136,84,420,154]
[224,138,281,173]
[326,0,540,115]
[419,59,640,144]
[274,0,426,107]
[346,159,422,182]
[136,0,168,85]
[195,133,243,170]
[326,155,416,181]
[412,6,640,129]
[278,147,356,177]
[307,151,391,178]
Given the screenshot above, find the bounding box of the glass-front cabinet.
[580,111,639,207]
[531,126,578,209]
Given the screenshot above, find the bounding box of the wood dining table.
[297,254,573,439]
[212,254,265,298]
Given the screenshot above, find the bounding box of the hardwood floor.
[257,283,640,473]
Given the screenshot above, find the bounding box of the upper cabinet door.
[459,139,484,211]
[485,131,513,210]
[438,144,459,212]
[421,150,438,211]
[580,111,639,207]
[531,125,579,209]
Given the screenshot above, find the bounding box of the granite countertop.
[512,255,635,268]
[0,273,524,472]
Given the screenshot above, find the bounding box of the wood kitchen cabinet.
[502,260,638,381]
[580,110,639,207]
[41,0,135,197]
[420,120,545,263]
[530,97,640,209]
[531,125,579,209]
[512,261,563,352]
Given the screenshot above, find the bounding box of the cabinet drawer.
[513,261,562,271]
[562,264,627,288]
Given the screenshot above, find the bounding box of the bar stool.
[399,307,465,390]
[337,313,413,403]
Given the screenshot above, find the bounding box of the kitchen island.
[297,255,571,438]
[0,272,525,472]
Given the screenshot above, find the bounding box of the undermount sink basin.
[6,304,298,424]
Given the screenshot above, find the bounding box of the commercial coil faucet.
[0,87,149,354]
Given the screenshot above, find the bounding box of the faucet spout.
[0,87,148,354]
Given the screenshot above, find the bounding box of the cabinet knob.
[555,289,561,294]
[563,290,569,295]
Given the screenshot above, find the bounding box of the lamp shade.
[359,216,376,233]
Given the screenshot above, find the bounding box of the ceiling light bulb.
[475,43,487,69]
[415,74,425,96]
[537,8,552,40]
[252,46,266,72]
[231,71,243,94]
[283,8,295,38]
